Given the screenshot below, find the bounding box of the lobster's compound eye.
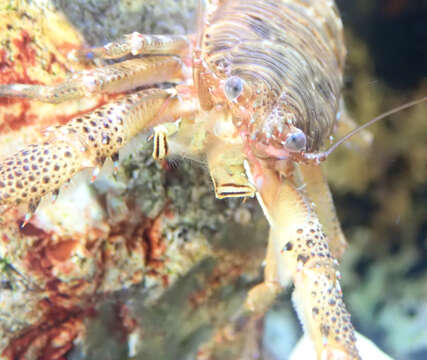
[283,128,307,152]
[224,76,244,101]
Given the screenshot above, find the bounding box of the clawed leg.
[70,33,190,61]
[0,31,195,219]
[0,57,184,103]
[246,164,360,359]
[0,88,190,218]
[0,32,191,104]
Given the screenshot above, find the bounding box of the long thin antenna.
[299,96,427,164]
[324,96,427,158]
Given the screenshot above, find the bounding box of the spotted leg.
[299,163,348,259]
[0,89,193,221]
[290,332,393,360]
[246,164,360,360]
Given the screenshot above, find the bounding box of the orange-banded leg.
[0,88,193,222]
[246,164,360,360]
[206,142,256,199]
[298,163,347,259]
[70,33,190,61]
[0,57,184,103]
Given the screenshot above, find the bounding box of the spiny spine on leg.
[0,89,174,213]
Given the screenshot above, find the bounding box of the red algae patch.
[0,9,82,132]
[45,240,79,263]
[0,195,181,358]
[144,215,167,267]
[2,303,85,360]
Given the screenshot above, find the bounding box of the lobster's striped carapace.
[198,0,346,153]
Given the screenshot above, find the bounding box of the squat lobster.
[0,0,408,359]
